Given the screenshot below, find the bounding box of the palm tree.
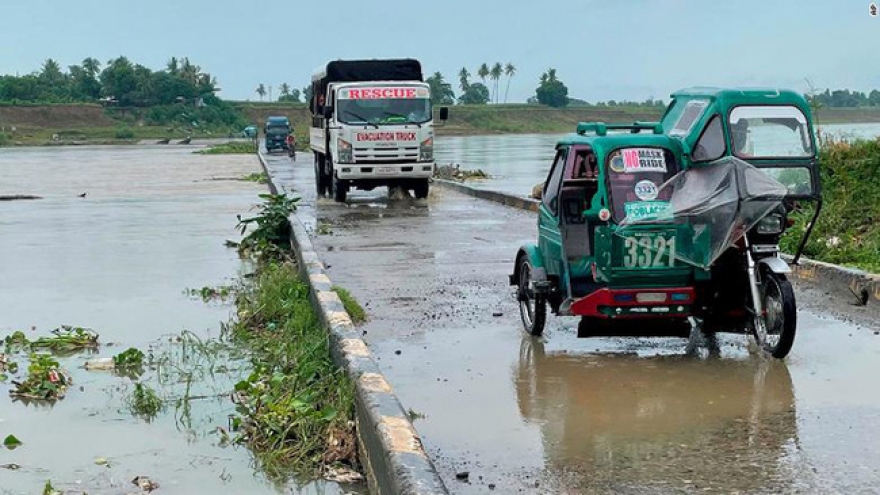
[166,57,179,75]
[490,63,503,103]
[547,68,558,82]
[279,83,291,97]
[458,67,470,92]
[255,84,267,101]
[82,57,101,78]
[179,58,200,84]
[477,63,489,85]
[503,63,517,104]
[40,59,64,85]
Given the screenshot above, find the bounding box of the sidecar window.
[543,147,567,215]
[668,99,709,137]
[692,116,726,162]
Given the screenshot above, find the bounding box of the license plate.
[377,167,394,174]
[621,231,677,268]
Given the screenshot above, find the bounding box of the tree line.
[0,57,219,107]
[807,88,880,108]
[426,65,570,107]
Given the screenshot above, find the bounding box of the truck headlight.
[419,137,433,161]
[337,138,353,164]
[756,213,784,235]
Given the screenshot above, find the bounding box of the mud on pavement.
[264,152,880,494]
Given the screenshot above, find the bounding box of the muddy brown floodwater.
[264,150,880,494]
[0,146,354,495]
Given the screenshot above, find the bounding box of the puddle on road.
[0,146,358,494]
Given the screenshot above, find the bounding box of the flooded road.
[265,150,880,494]
[0,146,349,494]
[435,122,880,198]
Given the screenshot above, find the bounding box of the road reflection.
[515,336,803,492]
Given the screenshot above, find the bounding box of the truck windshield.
[337,97,431,125]
[729,106,813,158]
[266,125,289,135]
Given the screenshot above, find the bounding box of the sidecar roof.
[558,124,682,157]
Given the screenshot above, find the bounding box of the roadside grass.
[780,137,880,273]
[331,286,367,325]
[236,193,298,263]
[240,172,268,183]
[229,192,359,479]
[231,262,358,478]
[196,140,257,155]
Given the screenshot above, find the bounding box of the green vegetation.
[231,263,357,478]
[434,164,489,181]
[0,56,216,106]
[127,382,164,421]
[4,326,99,355]
[10,353,71,401]
[43,480,60,495]
[535,69,569,108]
[240,172,269,183]
[3,434,23,450]
[781,138,880,272]
[332,286,367,325]
[225,191,359,478]
[186,284,236,301]
[113,348,146,377]
[236,194,299,262]
[197,140,256,155]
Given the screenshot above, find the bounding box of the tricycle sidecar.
[511,88,821,359]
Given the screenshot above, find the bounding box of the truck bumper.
[336,162,434,181]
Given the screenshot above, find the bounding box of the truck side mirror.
[439,107,449,121]
[323,106,334,119]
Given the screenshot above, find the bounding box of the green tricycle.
[510,88,822,358]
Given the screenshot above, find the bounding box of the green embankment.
[781,138,880,273]
[3,103,880,146]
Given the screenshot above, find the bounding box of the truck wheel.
[517,257,546,337]
[332,176,348,203]
[413,179,429,199]
[315,155,328,196]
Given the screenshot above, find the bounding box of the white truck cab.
[309,59,448,202]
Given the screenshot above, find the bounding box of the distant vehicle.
[242,125,258,138]
[264,116,291,153]
[309,58,449,202]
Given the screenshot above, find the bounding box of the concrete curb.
[257,153,449,495]
[433,178,539,212]
[434,178,880,307]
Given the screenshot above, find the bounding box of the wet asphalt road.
[264,151,880,494]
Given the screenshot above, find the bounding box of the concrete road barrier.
[257,153,449,495]
[432,178,539,212]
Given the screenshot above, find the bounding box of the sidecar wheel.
[517,258,546,337]
[752,271,797,359]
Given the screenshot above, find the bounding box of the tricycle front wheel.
[517,258,546,337]
[751,271,797,359]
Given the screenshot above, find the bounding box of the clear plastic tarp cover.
[616,157,788,268]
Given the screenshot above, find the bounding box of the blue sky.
[1,0,878,102]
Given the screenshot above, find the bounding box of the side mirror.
[439,107,449,121]
[323,106,334,119]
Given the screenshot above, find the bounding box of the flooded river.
[435,122,880,197]
[0,146,348,494]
